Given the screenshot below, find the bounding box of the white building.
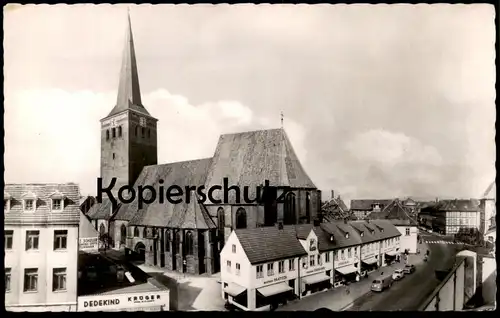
[4,184,81,312]
[367,199,419,254]
[220,220,402,311]
[480,181,496,238]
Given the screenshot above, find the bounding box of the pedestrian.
[346,285,350,295]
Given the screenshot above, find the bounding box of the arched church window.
[118,126,122,137]
[185,231,194,255]
[284,192,296,225]
[143,227,147,238]
[120,224,127,244]
[134,226,139,237]
[106,130,110,141]
[217,207,225,247]
[135,126,138,137]
[112,128,116,138]
[306,192,311,222]
[165,229,170,252]
[236,208,247,229]
[176,231,182,252]
[99,223,106,236]
[141,127,145,138]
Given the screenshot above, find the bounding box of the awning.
[257,282,293,297]
[224,283,246,297]
[335,264,358,275]
[362,257,377,265]
[385,251,398,257]
[302,272,330,285]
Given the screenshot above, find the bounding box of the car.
[403,264,416,274]
[392,268,405,280]
[371,273,393,292]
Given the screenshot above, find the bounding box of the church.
[87,13,322,275]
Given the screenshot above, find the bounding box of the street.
[346,233,462,311]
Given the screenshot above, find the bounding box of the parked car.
[404,264,416,274]
[371,273,393,292]
[392,268,405,280]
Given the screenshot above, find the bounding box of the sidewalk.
[277,262,403,311]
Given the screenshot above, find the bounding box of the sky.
[3,4,496,204]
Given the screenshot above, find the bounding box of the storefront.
[255,278,296,310]
[77,290,169,312]
[384,247,398,266]
[334,259,359,287]
[300,266,331,296]
[361,252,379,273]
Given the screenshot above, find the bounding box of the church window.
[120,224,126,244]
[165,230,170,252]
[235,208,247,229]
[133,227,139,237]
[106,130,110,140]
[148,129,151,138]
[143,227,147,238]
[112,128,116,138]
[118,126,122,137]
[306,192,311,223]
[284,192,296,225]
[135,126,138,137]
[185,231,194,255]
[217,207,225,248]
[141,127,145,138]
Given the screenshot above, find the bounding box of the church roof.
[204,128,316,204]
[115,158,216,229]
[4,183,81,225]
[105,12,151,119]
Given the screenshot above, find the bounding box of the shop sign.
[305,266,325,275]
[263,275,288,285]
[78,291,168,311]
[362,252,375,259]
[335,260,351,267]
[79,237,99,252]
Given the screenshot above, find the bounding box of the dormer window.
[330,235,335,242]
[49,191,66,211]
[22,192,37,212]
[4,192,11,212]
[360,231,364,237]
[345,233,349,239]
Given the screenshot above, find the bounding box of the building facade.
[88,13,322,276]
[4,184,81,312]
[479,181,496,236]
[220,220,401,311]
[420,199,480,235]
[350,199,393,220]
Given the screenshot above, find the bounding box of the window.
[284,192,296,225]
[24,268,38,292]
[232,244,236,253]
[143,227,147,238]
[52,199,62,210]
[5,268,11,292]
[235,208,247,229]
[52,268,66,291]
[120,224,127,244]
[99,223,106,236]
[134,227,139,237]
[112,127,116,138]
[354,247,357,255]
[236,263,241,275]
[267,263,274,276]
[341,250,345,260]
[112,153,116,160]
[165,230,170,252]
[310,255,315,267]
[289,259,295,271]
[148,129,151,139]
[118,126,122,137]
[26,230,39,250]
[24,199,35,211]
[256,265,263,278]
[306,192,311,222]
[5,230,13,249]
[53,230,67,250]
[279,261,285,273]
[141,127,145,138]
[348,248,352,258]
[405,228,410,236]
[325,252,330,263]
[317,254,322,266]
[227,260,231,272]
[185,231,194,255]
[106,129,110,140]
[335,251,339,261]
[302,258,308,268]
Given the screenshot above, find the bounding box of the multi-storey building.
[420,199,480,235]
[350,199,393,220]
[4,183,81,312]
[220,219,401,311]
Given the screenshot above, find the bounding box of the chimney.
[331,190,335,200]
[337,195,341,201]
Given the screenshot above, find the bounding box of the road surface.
[346,233,462,311]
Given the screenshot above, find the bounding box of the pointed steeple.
[107,10,150,118]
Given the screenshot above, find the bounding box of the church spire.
[107,10,149,118]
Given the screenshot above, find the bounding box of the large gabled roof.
[367,199,418,226]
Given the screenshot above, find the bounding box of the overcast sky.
[3,4,496,203]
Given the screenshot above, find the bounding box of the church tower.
[100,12,158,197]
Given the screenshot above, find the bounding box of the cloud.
[4,88,308,195]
